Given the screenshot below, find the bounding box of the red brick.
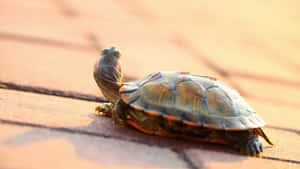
[0,123,188,169]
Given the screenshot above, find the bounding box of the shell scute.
[120,72,265,130]
[206,86,236,117]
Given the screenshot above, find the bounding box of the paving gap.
[0,81,107,102]
[262,156,300,164]
[229,71,300,88]
[1,119,300,165]
[170,34,300,89]
[86,32,103,52]
[241,37,300,75]
[50,0,78,17]
[251,95,300,108]
[171,148,199,169]
[0,31,91,51]
[266,125,300,135]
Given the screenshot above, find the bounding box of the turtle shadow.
[4,113,251,167]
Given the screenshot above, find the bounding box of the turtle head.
[95,46,121,72]
[94,46,123,103]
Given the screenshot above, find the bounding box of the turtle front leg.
[95,100,128,127]
[95,103,113,117]
[111,99,128,127]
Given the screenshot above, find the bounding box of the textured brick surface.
[0,123,188,169]
[1,0,300,168]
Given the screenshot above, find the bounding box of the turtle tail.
[255,128,274,146]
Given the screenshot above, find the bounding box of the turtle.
[93,46,274,156]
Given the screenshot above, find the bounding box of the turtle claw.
[241,136,263,157]
[94,103,113,117]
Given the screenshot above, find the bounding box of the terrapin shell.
[120,72,265,130]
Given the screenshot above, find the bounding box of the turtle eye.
[102,49,109,55]
[114,51,120,58]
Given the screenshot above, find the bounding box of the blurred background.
[1,0,300,137]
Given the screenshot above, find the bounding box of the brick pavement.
[0,0,300,168]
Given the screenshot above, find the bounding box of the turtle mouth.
[94,60,99,70]
[115,59,121,72]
